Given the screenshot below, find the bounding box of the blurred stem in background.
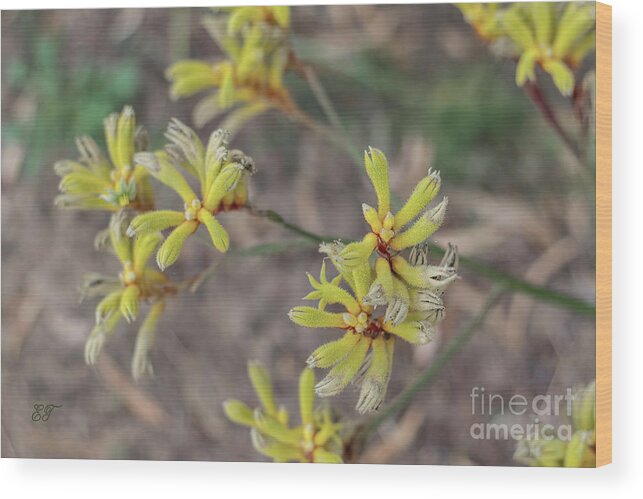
[523,81,581,162]
[285,54,364,167]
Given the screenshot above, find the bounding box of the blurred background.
[2,4,595,464]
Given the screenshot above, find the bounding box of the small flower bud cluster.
[457,2,596,96]
[223,361,344,463]
[166,6,292,130]
[127,119,255,271]
[289,147,458,413]
[54,106,155,214]
[81,222,171,379]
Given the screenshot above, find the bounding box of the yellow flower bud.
[573,381,596,431]
[248,361,277,416]
[356,337,393,414]
[95,290,123,325]
[115,105,136,170]
[103,113,119,170]
[394,168,441,230]
[271,6,290,28]
[204,163,244,211]
[364,147,390,218]
[306,332,361,369]
[254,409,301,446]
[382,211,395,230]
[167,60,218,99]
[334,233,378,271]
[218,63,235,109]
[288,306,347,329]
[156,220,198,271]
[58,171,111,196]
[109,224,132,265]
[315,338,369,397]
[136,151,198,204]
[133,232,163,274]
[362,203,382,232]
[375,257,394,299]
[131,300,164,379]
[390,197,448,251]
[197,209,230,253]
[299,368,315,427]
[127,210,184,238]
[223,399,255,427]
[384,320,434,345]
[120,284,141,323]
[391,255,455,290]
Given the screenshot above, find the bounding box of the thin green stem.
[245,205,330,243]
[351,286,504,454]
[285,104,363,168]
[427,243,595,317]
[283,53,363,167]
[244,206,595,317]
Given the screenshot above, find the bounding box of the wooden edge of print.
[595,1,612,467]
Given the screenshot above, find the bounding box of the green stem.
[301,64,344,132]
[283,53,363,168]
[428,244,594,317]
[286,104,363,168]
[352,286,504,453]
[245,205,330,243]
[245,206,595,317]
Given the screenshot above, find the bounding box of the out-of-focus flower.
[127,119,255,270]
[457,2,596,96]
[223,361,344,463]
[514,380,596,467]
[54,106,155,212]
[82,223,175,379]
[166,6,292,132]
[456,3,503,42]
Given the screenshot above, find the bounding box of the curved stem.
[282,53,363,167]
[429,244,594,317]
[284,103,363,168]
[523,81,581,161]
[245,205,330,243]
[349,286,504,458]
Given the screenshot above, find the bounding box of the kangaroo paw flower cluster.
[82,222,174,379]
[224,361,344,463]
[55,106,154,213]
[514,381,596,467]
[167,6,292,131]
[289,148,458,413]
[457,2,596,96]
[54,106,257,378]
[128,119,255,270]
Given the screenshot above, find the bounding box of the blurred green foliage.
[290,41,538,189]
[3,33,139,176]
